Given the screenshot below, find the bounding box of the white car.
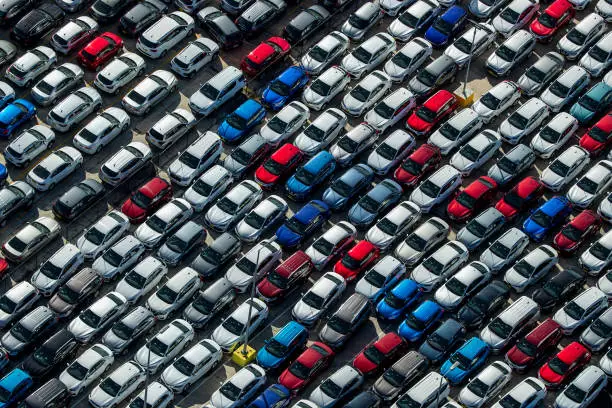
[4,125,55,167]
[235,195,287,242]
[580,307,612,351]
[77,211,130,260]
[68,292,128,343]
[530,112,579,159]
[444,23,497,68]
[136,11,195,59]
[301,31,350,76]
[310,365,364,408]
[292,272,346,326]
[170,37,219,78]
[73,107,130,154]
[365,87,416,134]
[567,160,612,208]
[450,130,501,176]
[0,282,40,329]
[428,109,483,155]
[596,0,612,21]
[135,198,193,248]
[146,108,196,150]
[102,306,155,356]
[115,256,168,304]
[88,361,146,408]
[553,287,608,334]
[168,131,222,186]
[411,240,469,291]
[5,46,57,87]
[356,255,406,301]
[540,145,591,192]
[46,87,103,132]
[472,80,521,124]
[225,239,282,292]
[342,2,383,41]
[341,33,396,78]
[480,227,530,273]
[384,37,432,82]
[183,165,233,212]
[490,377,546,408]
[380,0,415,16]
[517,51,565,96]
[59,343,114,396]
[367,130,415,175]
[435,261,491,310]
[302,66,350,111]
[161,339,222,393]
[51,16,99,55]
[540,65,591,113]
[579,229,612,275]
[94,52,146,95]
[342,70,391,117]
[147,267,202,320]
[30,243,83,296]
[205,180,263,232]
[135,319,195,373]
[599,191,612,223]
[26,146,83,191]
[98,142,152,186]
[31,63,84,106]
[579,31,612,77]
[122,70,177,116]
[486,29,535,76]
[259,101,310,146]
[409,165,462,213]
[498,97,550,144]
[128,382,174,408]
[394,217,450,265]
[557,13,606,59]
[92,235,146,281]
[188,66,245,116]
[492,0,539,37]
[504,245,558,292]
[305,222,357,270]
[330,123,377,166]
[210,364,266,408]
[388,0,440,42]
[366,201,421,250]
[555,365,607,408]
[295,108,347,155]
[459,361,512,408]
[212,298,268,352]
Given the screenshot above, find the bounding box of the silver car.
[50,16,98,55]
[161,339,222,393]
[435,261,491,310]
[558,13,606,60]
[555,365,607,408]
[157,221,205,266]
[94,52,146,95]
[135,319,195,373]
[342,70,391,117]
[122,70,178,115]
[450,130,501,176]
[92,235,146,281]
[517,51,565,96]
[101,306,155,355]
[305,222,357,270]
[128,381,173,408]
[73,107,130,155]
[580,307,612,351]
[341,32,396,78]
[168,131,222,187]
[26,146,83,191]
[147,267,202,320]
[31,63,84,107]
[46,86,103,132]
[77,211,130,260]
[2,217,60,262]
[302,66,350,111]
[4,124,55,167]
[530,112,579,159]
[310,365,364,408]
[170,37,219,78]
[469,0,510,18]
[490,378,546,408]
[380,0,414,16]
[356,255,406,300]
[301,31,350,76]
[540,65,591,112]
[0,281,39,329]
[136,11,195,59]
[259,101,310,146]
[498,97,550,144]
[394,217,449,265]
[183,277,236,328]
[115,256,168,304]
[429,108,484,156]
[183,165,233,212]
[366,201,421,250]
[598,191,612,223]
[411,240,469,291]
[472,80,521,124]
[487,143,536,185]
[342,2,382,41]
[504,244,557,292]
[492,0,539,37]
[479,226,530,273]
[235,195,287,242]
[292,272,346,326]
[367,130,415,175]
[365,87,416,134]
[30,243,83,296]
[135,198,194,248]
[388,0,440,42]
[540,145,591,192]
[330,123,377,166]
[486,29,535,76]
[295,108,347,155]
[456,207,506,250]
[225,239,282,292]
[0,182,34,227]
[205,180,262,232]
[68,291,128,343]
[553,286,608,334]
[410,165,462,213]
[88,361,146,408]
[568,160,612,208]
[384,37,432,82]
[579,229,612,275]
[444,23,497,68]
[212,298,268,352]
[146,108,196,150]
[59,343,114,396]
[580,31,612,77]
[5,46,57,88]
[459,361,512,408]
[98,142,152,186]
[210,364,266,408]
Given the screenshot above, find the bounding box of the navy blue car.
[348,179,402,228]
[322,163,374,210]
[262,65,309,110]
[276,200,331,247]
[418,318,466,363]
[425,6,467,47]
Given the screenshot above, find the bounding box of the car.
[394,371,450,408]
[0,41,16,69]
[539,342,591,389]
[127,381,173,408]
[491,377,546,408]
[493,0,539,37]
[410,165,462,213]
[169,37,219,79]
[499,98,550,145]
[523,196,572,241]
[68,291,128,343]
[425,5,467,46]
[384,38,432,83]
[517,51,565,96]
[234,195,287,242]
[21,329,78,378]
[334,240,380,282]
[211,364,266,408]
[119,0,168,36]
[122,70,177,116]
[190,233,241,278]
[486,29,535,76]
[205,180,262,232]
[411,240,469,291]
[30,243,83,297]
[305,221,356,270]
[468,0,508,18]
[225,239,282,292]
[495,176,543,220]
[506,318,563,373]
[342,71,391,118]
[301,66,350,112]
[255,143,303,190]
[366,201,421,250]
[218,99,267,144]
[394,144,441,188]
[579,229,612,275]
[262,66,309,110]
[0,181,34,228]
[353,332,405,376]
[1,306,58,356]
[88,361,145,408]
[286,151,336,201]
[451,131,501,177]
[579,112,612,156]
[278,342,334,394]
[2,217,60,262]
[196,7,243,50]
[0,99,35,138]
[554,286,608,334]
[309,365,363,408]
[447,175,498,221]
[46,86,102,133]
[600,348,612,376]
[356,256,406,301]
[257,321,308,370]
[101,306,155,356]
[77,32,122,71]
[73,107,130,155]
[224,134,269,176]
[98,142,152,187]
[530,112,579,160]
[93,52,146,95]
[435,262,491,310]
[161,339,222,394]
[256,250,313,303]
[555,365,607,408]
[11,3,64,45]
[276,200,330,247]
[258,101,310,147]
[76,211,129,261]
[183,166,233,214]
[51,16,98,56]
[240,36,290,76]
[456,207,506,250]
[441,337,489,385]
[5,45,56,88]
[4,124,54,168]
[480,227,530,273]
[365,87,416,134]
[158,221,206,266]
[596,0,612,20]
[59,343,114,396]
[0,281,39,329]
[388,0,441,42]
[292,272,346,326]
[135,319,194,374]
[0,369,33,407]
[571,82,612,125]
[409,54,457,97]
[444,23,497,68]
[580,306,612,351]
[0,82,14,112]
[504,245,557,293]
[92,234,146,281]
[236,0,286,36]
[541,66,592,113]
[348,179,402,229]
[300,31,349,76]
[121,177,172,224]
[342,3,383,42]
[183,277,235,328]
[115,256,167,304]
[543,145,592,192]
[398,300,444,342]
[428,109,484,156]
[136,11,194,59]
[168,131,222,187]
[394,216,449,266]
[457,280,510,330]
[146,108,196,150]
[407,90,458,136]
[580,31,612,77]
[557,13,606,59]
[418,318,465,363]
[147,267,202,320]
[52,179,104,221]
[530,0,574,42]
[212,298,268,352]
[598,191,612,223]
[376,278,422,320]
[532,268,586,313]
[472,81,521,124]
[554,210,601,253]
[341,33,396,79]
[282,5,330,44]
[488,144,536,187]
[459,361,512,408]
[367,130,415,175]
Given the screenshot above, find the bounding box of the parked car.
[211,298,268,351]
[300,31,349,76]
[309,365,363,407]
[197,7,243,49]
[457,280,510,329]
[472,81,521,124]
[119,0,168,36]
[146,267,202,320]
[282,5,331,44]
[554,210,601,253]
[121,177,172,224]
[183,277,235,328]
[579,229,612,275]
[376,278,422,321]
[93,52,146,95]
[276,200,330,247]
[59,343,114,396]
[135,319,195,373]
[557,12,605,59]
[459,361,512,408]
[5,46,57,88]
[394,144,441,188]
[517,51,565,96]
[292,272,346,326]
[161,339,222,394]
[122,70,177,116]
[539,341,591,388]
[522,196,572,241]
[278,342,334,393]
[88,361,145,408]
[170,37,219,78]
[2,217,60,262]
[11,3,64,45]
[102,306,156,354]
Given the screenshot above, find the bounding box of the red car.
[495,176,544,219]
[121,177,173,223]
[553,209,601,253]
[406,90,458,136]
[333,240,379,282]
[77,32,123,70]
[278,341,334,393]
[256,250,313,303]
[255,143,303,189]
[394,144,441,187]
[0,258,8,278]
[530,0,574,41]
[579,112,611,156]
[352,332,406,376]
[505,318,562,373]
[240,36,291,76]
[538,341,591,388]
[447,176,498,221]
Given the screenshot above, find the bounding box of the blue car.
[286,151,336,201]
[276,200,330,247]
[262,66,309,110]
[398,300,444,342]
[418,318,466,363]
[0,164,7,186]
[522,196,572,241]
[425,6,467,47]
[256,321,308,370]
[249,384,291,408]
[0,99,36,139]
[0,368,33,408]
[218,99,266,143]
[440,336,489,385]
[348,179,402,228]
[377,279,422,320]
[322,163,374,210]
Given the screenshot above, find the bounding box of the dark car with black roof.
[190,232,241,277]
[90,0,137,22]
[456,280,510,330]
[531,269,587,313]
[11,3,64,45]
[19,378,71,408]
[197,7,243,49]
[52,179,105,221]
[119,0,168,36]
[236,0,287,36]
[282,5,331,44]
[0,0,36,24]
[21,329,78,378]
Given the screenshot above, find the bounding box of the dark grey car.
[0,181,35,227]
[456,207,506,250]
[282,5,331,44]
[372,351,429,401]
[157,221,206,267]
[408,55,457,97]
[102,306,155,355]
[487,144,536,185]
[119,0,167,36]
[183,277,236,328]
[236,0,286,35]
[319,292,371,349]
[1,306,57,356]
[190,232,241,277]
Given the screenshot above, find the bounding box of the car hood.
[355,280,380,299]
[540,90,565,110]
[76,237,100,258]
[348,204,376,225]
[492,17,515,35]
[365,226,393,249]
[92,257,118,279]
[479,326,505,349]
[135,224,162,246]
[408,78,430,95]
[190,92,214,112]
[322,188,347,209]
[498,119,522,140]
[419,340,444,361]
[517,75,541,95]
[342,22,365,39]
[102,330,129,352]
[479,250,505,271]
[225,267,252,289]
[30,271,56,291]
[276,225,301,246]
[206,206,233,227]
[435,287,461,308]
[295,133,321,154]
[456,228,480,249]
[411,266,438,287]
[567,187,592,206]
[293,301,320,322]
[450,154,474,172]
[488,164,512,185]
[212,325,239,349]
[342,54,366,75]
[445,46,469,65]
[580,251,606,272]
[580,54,605,75]
[310,386,336,407]
[580,327,605,349]
[162,366,190,388]
[115,281,141,303]
[301,54,324,75]
[552,309,578,330]
[487,53,512,72]
[409,188,434,209]
[235,222,259,241]
[135,347,164,367]
[58,371,82,393]
[147,295,172,315]
[89,387,114,408]
[68,318,96,340]
[121,200,146,219]
[558,37,582,55]
[540,169,564,188]
[425,27,448,45]
[223,156,246,175]
[168,160,196,181]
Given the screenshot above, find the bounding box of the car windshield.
[156,286,178,304]
[308,45,329,62]
[10,323,32,342]
[460,145,481,162]
[40,260,63,279]
[111,321,133,340]
[338,136,359,153]
[217,197,238,214]
[304,124,326,142]
[200,83,220,100]
[270,80,291,97]
[365,270,387,287]
[349,14,369,29]
[288,361,311,379]
[103,248,124,267]
[420,180,441,198]
[376,143,398,161]
[230,148,252,165]
[392,52,412,69]
[560,224,583,242]
[502,191,523,209]
[456,192,477,209]
[490,241,510,258]
[466,219,487,237]
[588,45,608,62]
[499,395,521,408]
[508,112,528,129]
[567,29,586,45]
[320,379,343,397]
[516,338,537,357]
[226,113,247,130]
[383,368,405,387]
[450,351,472,370]
[497,156,517,174]
[445,277,467,296]
[244,210,267,229]
[423,257,444,275]
[538,12,558,28]
[428,332,448,350]
[312,237,334,255]
[404,312,426,330]
[174,357,195,376]
[364,345,385,364]
[589,317,610,337]
[564,384,587,403]
[374,101,395,119]
[80,309,102,328]
[525,66,545,83]
[590,242,610,260]
[548,356,569,375]
[267,115,288,133]
[85,226,106,246]
[549,159,569,176]
[220,382,241,401]
[467,378,489,398]
[397,394,421,408]
[149,337,169,356]
[58,286,80,304]
[310,79,331,96]
[500,7,519,22]
[512,259,535,278]
[588,124,609,142]
[416,69,437,87]
[579,95,600,112]
[192,294,215,315]
[263,158,284,176]
[265,338,288,357]
[359,195,381,213]
[32,165,51,180]
[353,46,373,63]
[550,81,570,98]
[100,378,121,397]
[496,45,516,61]
[332,179,353,197]
[399,11,419,27]
[480,92,500,109]
[124,270,146,289]
[416,106,436,123]
[433,18,453,34]
[222,316,245,335]
[67,361,88,381]
[131,191,152,208]
[286,217,307,235]
[530,210,553,228]
[538,126,562,143]
[33,346,56,366]
[384,292,407,309]
[350,85,371,103]
[377,218,398,235]
[406,232,427,251]
[0,296,16,314]
[564,301,585,320]
[488,317,512,338]
[401,158,422,175]
[342,253,362,270]
[266,270,288,289]
[302,291,324,308]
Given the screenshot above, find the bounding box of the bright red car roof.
[271,143,301,166]
[85,32,120,54]
[423,90,455,111]
[556,341,589,363]
[410,144,439,164]
[139,177,169,199]
[545,0,573,18]
[464,176,497,197]
[594,112,612,132]
[569,210,599,231]
[297,342,333,367]
[247,37,290,64]
[515,176,542,199]
[348,241,376,260]
[373,332,403,353]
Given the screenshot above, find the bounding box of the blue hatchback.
[0,368,33,408]
[418,318,466,363]
[286,151,336,201]
[348,179,402,228]
[249,384,291,408]
[218,99,266,143]
[322,163,375,210]
[425,6,467,47]
[262,66,309,110]
[0,99,36,139]
[276,200,330,247]
[257,321,308,370]
[440,336,489,384]
[376,278,422,320]
[398,300,444,342]
[523,196,572,241]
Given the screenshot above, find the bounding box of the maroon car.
[505,318,563,373]
[257,251,313,303]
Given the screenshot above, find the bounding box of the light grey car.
[305,222,357,270]
[540,65,591,113]
[157,221,206,266]
[580,31,612,77]
[450,130,501,176]
[302,66,350,111]
[300,31,350,76]
[310,365,364,408]
[557,12,606,60]
[567,160,612,208]
[59,344,115,396]
[498,98,550,144]
[341,32,396,78]
[50,16,98,55]
[98,142,152,186]
[444,23,497,68]
[134,319,195,373]
[486,29,535,76]
[459,361,512,408]
[579,229,612,276]
[94,52,147,95]
[411,240,470,291]
[122,70,178,116]
[503,244,558,292]
[553,286,608,334]
[517,51,564,96]
[367,130,415,175]
[4,124,55,167]
[234,195,287,242]
[5,46,57,88]
[183,278,236,329]
[456,207,506,250]
[540,145,591,192]
[31,63,84,106]
[225,239,282,293]
[258,101,310,146]
[147,267,202,320]
[487,143,536,185]
[92,235,146,281]
[30,243,84,296]
[135,198,194,248]
[409,165,462,212]
[384,37,432,82]
[341,2,383,41]
[555,365,607,408]
[292,272,346,326]
[341,70,391,117]
[72,107,130,155]
[26,147,84,191]
[469,0,510,18]
[102,306,155,355]
[211,298,268,352]
[115,256,168,304]
[77,210,130,260]
[480,227,530,274]
[580,306,612,351]
[330,123,378,166]
[388,0,440,42]
[366,200,421,250]
[394,217,450,266]
[472,80,521,124]
[2,217,61,263]
[0,281,40,329]
[46,87,103,133]
[161,339,223,393]
[88,361,146,408]
[168,131,222,187]
[0,181,35,227]
[183,165,233,212]
[429,109,484,156]
[68,292,128,343]
[295,108,347,155]
[205,180,263,232]
[530,112,579,159]
[365,87,416,133]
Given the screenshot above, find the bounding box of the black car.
[282,5,331,44]
[21,329,78,378]
[345,391,382,408]
[235,0,286,36]
[21,378,71,408]
[197,7,243,49]
[119,0,167,36]
[456,280,510,329]
[52,179,105,221]
[531,269,586,313]
[90,0,137,22]
[11,3,64,45]
[418,318,466,363]
[190,232,241,277]
[0,0,36,24]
